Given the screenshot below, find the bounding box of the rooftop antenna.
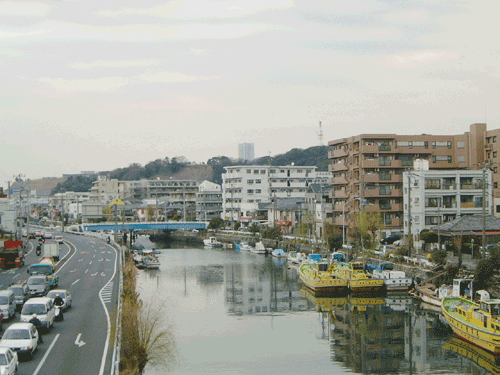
[317,121,324,146]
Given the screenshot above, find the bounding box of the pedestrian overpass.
[75,221,208,232]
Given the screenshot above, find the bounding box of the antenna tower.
[317,121,324,146]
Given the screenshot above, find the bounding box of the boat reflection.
[443,336,500,374]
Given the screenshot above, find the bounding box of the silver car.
[46,289,72,311]
[27,276,50,297]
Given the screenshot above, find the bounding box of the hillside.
[51,145,329,193]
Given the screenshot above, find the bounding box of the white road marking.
[91,272,98,276]
[99,259,104,262]
[33,334,60,375]
[13,274,19,279]
[89,260,93,265]
[55,240,78,275]
[85,269,89,274]
[71,279,80,286]
[75,333,86,347]
[99,244,118,375]
[70,269,76,273]
[101,272,106,276]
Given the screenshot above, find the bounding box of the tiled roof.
[430,215,500,233]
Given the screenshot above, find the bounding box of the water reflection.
[443,336,500,374]
[139,247,483,375]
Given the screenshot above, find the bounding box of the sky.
[1,0,499,190]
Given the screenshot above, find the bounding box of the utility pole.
[479,162,495,256]
[407,173,413,258]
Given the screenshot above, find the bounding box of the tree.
[146,206,155,222]
[430,249,448,266]
[261,227,282,241]
[324,223,343,251]
[208,217,224,230]
[249,222,259,236]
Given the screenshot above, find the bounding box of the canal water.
[137,246,496,375]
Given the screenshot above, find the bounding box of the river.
[137,245,497,375]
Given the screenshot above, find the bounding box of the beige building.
[327,123,500,238]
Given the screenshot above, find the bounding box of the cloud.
[69,59,159,70]
[383,10,428,24]
[96,0,295,20]
[386,50,460,68]
[0,1,52,17]
[37,71,219,93]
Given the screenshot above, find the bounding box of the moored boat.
[366,262,413,292]
[443,335,500,374]
[335,262,385,294]
[287,251,306,265]
[271,248,287,258]
[203,237,223,247]
[413,278,472,307]
[251,241,271,254]
[441,288,500,354]
[235,241,253,252]
[299,262,349,294]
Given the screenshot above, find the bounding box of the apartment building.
[222,165,320,225]
[196,181,223,221]
[327,123,498,237]
[403,168,493,248]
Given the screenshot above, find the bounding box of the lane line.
[55,240,78,275]
[99,243,118,375]
[32,333,60,375]
[71,279,80,286]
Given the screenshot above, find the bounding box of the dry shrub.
[120,254,177,374]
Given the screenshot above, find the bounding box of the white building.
[196,181,223,221]
[222,165,327,225]
[403,165,493,249]
[238,143,255,162]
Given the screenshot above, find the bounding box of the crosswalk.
[100,282,114,304]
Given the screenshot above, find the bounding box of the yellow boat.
[299,262,349,294]
[335,262,385,294]
[443,336,500,374]
[442,294,500,354]
[301,287,348,311]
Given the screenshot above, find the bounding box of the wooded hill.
[52,145,329,193]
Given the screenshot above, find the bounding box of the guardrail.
[110,243,124,375]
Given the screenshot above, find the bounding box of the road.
[0,232,120,375]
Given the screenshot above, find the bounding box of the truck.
[0,240,25,269]
[43,243,60,261]
[27,257,59,288]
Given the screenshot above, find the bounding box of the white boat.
[203,237,223,247]
[142,255,161,270]
[287,251,306,264]
[251,241,271,254]
[272,249,287,258]
[370,262,413,292]
[235,241,253,251]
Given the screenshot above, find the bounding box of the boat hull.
[348,279,385,294]
[299,264,349,293]
[442,297,500,354]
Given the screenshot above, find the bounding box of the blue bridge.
[77,221,208,232]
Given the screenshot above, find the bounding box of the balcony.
[332,176,349,185]
[330,162,348,172]
[332,148,348,158]
[332,190,349,199]
[364,188,402,198]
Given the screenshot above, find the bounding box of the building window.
[256,189,261,193]
[448,141,452,149]
[254,170,259,174]
[457,141,465,149]
[494,136,497,143]
[494,182,498,189]
[270,169,276,174]
[256,179,261,184]
[496,205,500,213]
[494,152,498,158]
[246,169,251,173]
[458,155,466,163]
[379,185,391,195]
[247,179,253,184]
[260,170,266,174]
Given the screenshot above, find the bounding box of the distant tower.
[238,143,255,161]
[317,121,324,146]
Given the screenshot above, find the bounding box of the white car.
[46,289,72,311]
[54,236,64,244]
[0,323,38,360]
[0,347,18,375]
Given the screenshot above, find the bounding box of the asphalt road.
[0,232,120,375]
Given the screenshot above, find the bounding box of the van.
[20,297,55,330]
[0,290,16,321]
[8,282,30,310]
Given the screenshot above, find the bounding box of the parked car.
[0,323,38,360]
[0,347,18,374]
[380,233,402,245]
[20,297,55,331]
[8,283,30,310]
[46,290,72,311]
[27,276,50,297]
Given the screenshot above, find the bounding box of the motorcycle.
[36,246,42,256]
[55,305,64,322]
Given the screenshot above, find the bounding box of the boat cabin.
[480,300,500,318]
[452,278,474,299]
[351,262,364,271]
[330,252,346,263]
[380,262,395,271]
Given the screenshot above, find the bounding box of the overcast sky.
[1,0,498,190]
